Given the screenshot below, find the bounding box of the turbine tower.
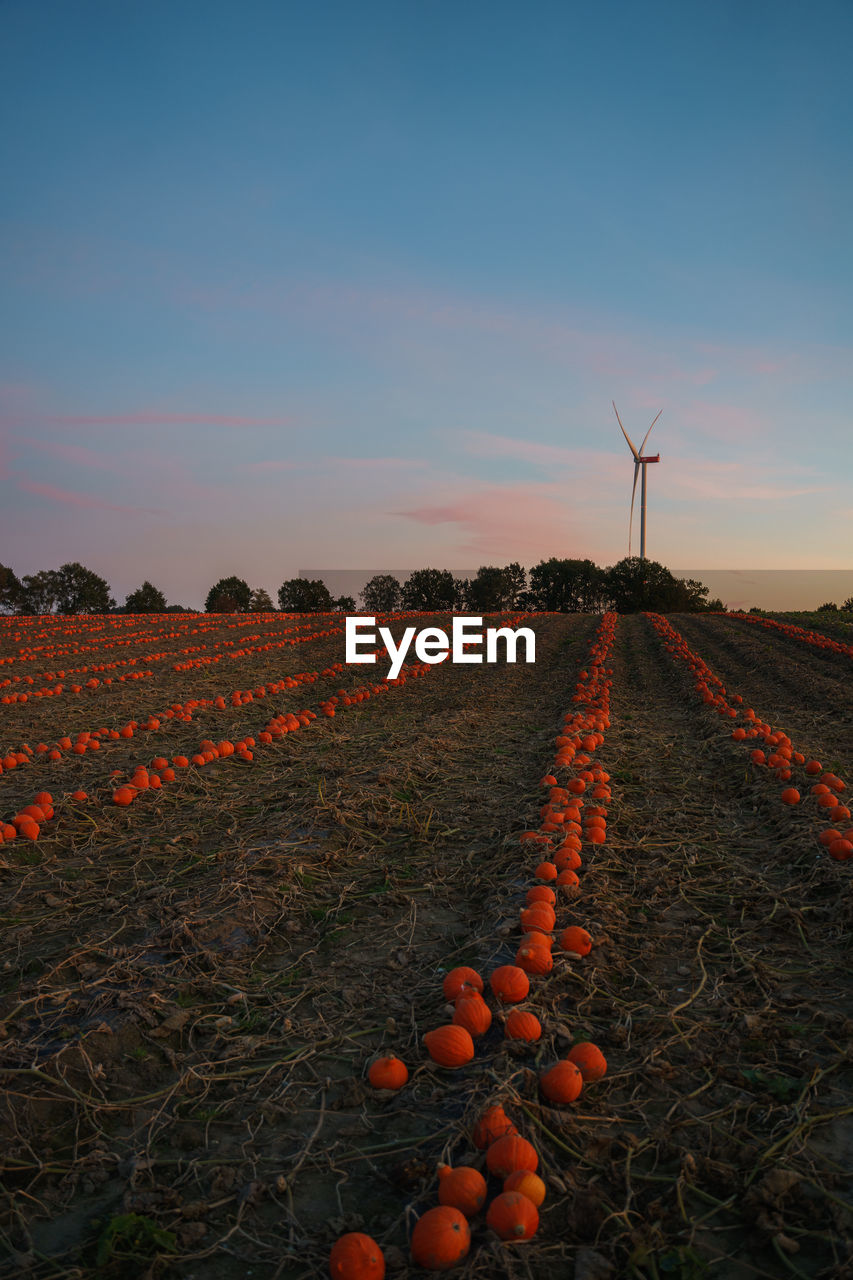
[612,402,662,560]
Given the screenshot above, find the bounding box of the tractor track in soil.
[1,614,601,1280]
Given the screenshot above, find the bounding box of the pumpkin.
[504,1009,542,1042]
[557,926,592,956]
[503,1169,546,1206]
[554,846,582,871]
[329,1231,385,1279]
[367,1055,408,1090]
[533,860,558,881]
[520,927,553,950]
[437,1163,487,1216]
[555,869,580,888]
[410,1205,470,1270]
[525,885,556,906]
[423,1025,475,1068]
[519,904,556,931]
[515,943,553,975]
[452,991,492,1037]
[486,1190,539,1241]
[485,1133,539,1178]
[473,1104,517,1149]
[540,1060,583,1104]
[442,966,483,1001]
[567,1041,607,1081]
[490,965,530,1004]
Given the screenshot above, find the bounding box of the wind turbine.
[612,402,662,560]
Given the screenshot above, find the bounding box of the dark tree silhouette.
[401,569,461,612]
[360,574,402,612]
[125,581,167,612]
[0,563,21,614]
[278,578,334,612]
[249,587,275,612]
[465,564,526,611]
[528,559,606,612]
[205,577,251,612]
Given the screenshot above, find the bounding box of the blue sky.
[1,0,851,607]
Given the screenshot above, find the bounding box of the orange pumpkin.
[519,904,556,931]
[452,992,492,1037]
[504,1009,542,1042]
[423,1025,475,1068]
[486,1190,539,1240]
[329,1231,385,1279]
[503,1169,546,1206]
[442,966,483,1001]
[515,943,553,975]
[410,1205,470,1270]
[485,1133,539,1178]
[437,1163,487,1216]
[567,1041,607,1081]
[557,926,592,955]
[473,1104,517,1149]
[533,860,558,881]
[367,1056,408,1090]
[540,1060,583,1104]
[525,885,556,906]
[490,965,530,1004]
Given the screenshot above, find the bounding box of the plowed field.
[1,611,851,1280]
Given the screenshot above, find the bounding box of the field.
[1,609,851,1280]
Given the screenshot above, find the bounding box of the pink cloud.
[28,440,121,472]
[396,483,590,560]
[15,478,162,515]
[40,411,296,428]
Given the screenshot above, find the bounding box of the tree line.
[0,558,730,616]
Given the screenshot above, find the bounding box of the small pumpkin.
[555,868,580,888]
[473,1104,517,1149]
[367,1055,408,1090]
[519,903,556,931]
[515,943,553,975]
[504,1009,542,1042]
[557,926,592,956]
[533,860,558,881]
[410,1205,470,1270]
[503,1169,546,1206]
[424,1024,475,1068]
[525,885,556,906]
[490,965,530,1004]
[540,1060,583,1104]
[453,991,492,1037]
[554,846,582,871]
[486,1190,539,1241]
[567,1041,607,1081]
[329,1231,385,1279]
[485,1133,539,1178]
[442,966,483,1001]
[437,1163,487,1216]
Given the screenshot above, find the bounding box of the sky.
[1,0,851,609]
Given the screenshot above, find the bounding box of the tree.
[528,559,607,612]
[706,597,726,612]
[125,581,167,613]
[249,587,275,612]
[0,563,21,614]
[401,569,459,612]
[361,574,402,613]
[842,597,853,613]
[465,564,527,612]
[334,595,356,612]
[37,563,115,614]
[278,578,334,612]
[817,601,838,612]
[603,558,710,613]
[205,577,251,612]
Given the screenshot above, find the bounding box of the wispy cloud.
[15,477,162,514]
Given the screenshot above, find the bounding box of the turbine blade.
[629,459,640,557]
[639,410,662,456]
[612,400,639,459]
